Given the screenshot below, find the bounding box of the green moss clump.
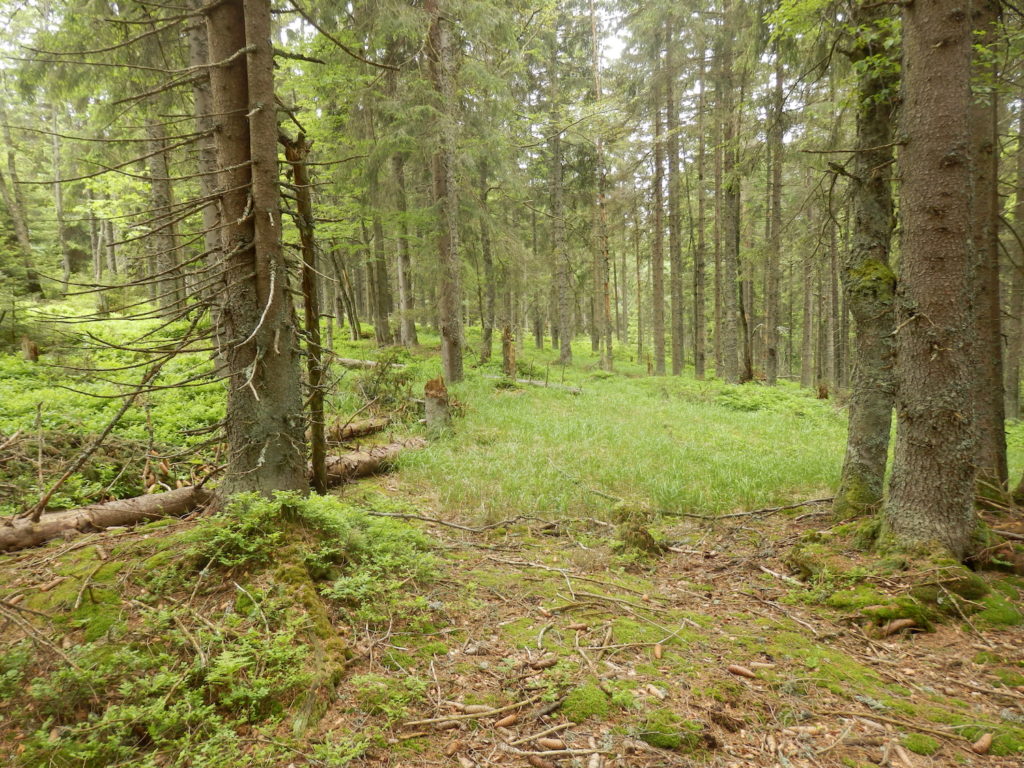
[562,680,611,723]
[976,592,1024,627]
[991,729,1024,756]
[636,709,704,751]
[902,734,939,756]
[826,585,887,611]
[992,668,1024,687]
[862,598,934,631]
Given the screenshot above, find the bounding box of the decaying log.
[324,438,427,484]
[326,417,390,442]
[424,377,451,432]
[334,357,406,370]
[482,375,581,395]
[0,485,214,553]
[1,440,428,553]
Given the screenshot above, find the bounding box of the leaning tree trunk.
[885,0,977,559]
[970,0,1007,500]
[427,0,464,382]
[833,7,898,519]
[207,0,308,495]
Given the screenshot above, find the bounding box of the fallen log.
[482,375,581,395]
[326,417,390,442]
[0,485,214,553]
[324,438,427,485]
[1,440,428,553]
[334,357,406,370]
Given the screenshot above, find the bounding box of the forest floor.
[3,311,1024,767]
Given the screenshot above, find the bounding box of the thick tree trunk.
[886,0,977,559]
[370,207,394,346]
[970,0,1007,498]
[427,0,464,382]
[833,5,898,519]
[325,417,389,443]
[207,0,308,495]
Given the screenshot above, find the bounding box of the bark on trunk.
[0,105,42,296]
[424,376,451,432]
[765,51,783,386]
[208,0,308,495]
[479,165,495,364]
[324,438,427,485]
[548,27,573,366]
[1006,104,1024,423]
[970,0,1007,498]
[833,3,898,519]
[665,20,685,377]
[427,0,464,382]
[719,1,741,384]
[694,59,707,380]
[325,417,389,443]
[147,120,185,315]
[282,134,327,495]
[886,0,977,559]
[393,156,418,347]
[652,82,666,376]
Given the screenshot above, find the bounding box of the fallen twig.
[402,694,542,728]
[677,497,834,522]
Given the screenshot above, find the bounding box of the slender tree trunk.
[719,1,740,384]
[188,0,221,292]
[1006,103,1024,422]
[87,190,109,316]
[548,28,573,366]
[694,59,707,380]
[282,135,327,495]
[370,203,394,345]
[50,108,70,295]
[971,0,1007,498]
[886,0,977,558]
[765,50,783,385]
[392,156,418,348]
[147,120,185,315]
[634,208,643,363]
[800,248,814,388]
[0,104,42,296]
[426,0,464,382]
[479,163,495,363]
[833,8,899,518]
[207,0,307,495]
[665,19,684,376]
[652,86,666,375]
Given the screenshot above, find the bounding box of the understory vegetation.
[4,308,1024,767]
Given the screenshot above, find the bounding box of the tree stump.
[424,376,451,432]
[21,336,38,363]
[502,325,516,378]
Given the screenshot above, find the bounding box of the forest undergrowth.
[3,307,1024,767]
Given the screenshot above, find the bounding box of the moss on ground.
[562,679,612,722]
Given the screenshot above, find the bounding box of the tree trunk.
[886,0,977,559]
[651,82,666,376]
[188,0,221,290]
[479,164,495,364]
[0,104,42,296]
[393,156,418,348]
[424,377,451,432]
[282,134,327,495]
[548,26,573,366]
[50,107,71,295]
[765,50,783,385]
[207,0,308,495]
[427,0,464,382]
[719,1,740,384]
[665,20,684,377]
[1005,103,1024,422]
[694,58,707,380]
[833,4,898,519]
[970,0,1007,499]
[590,0,613,371]
[147,120,185,315]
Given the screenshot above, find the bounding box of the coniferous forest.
[4,0,1024,765]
